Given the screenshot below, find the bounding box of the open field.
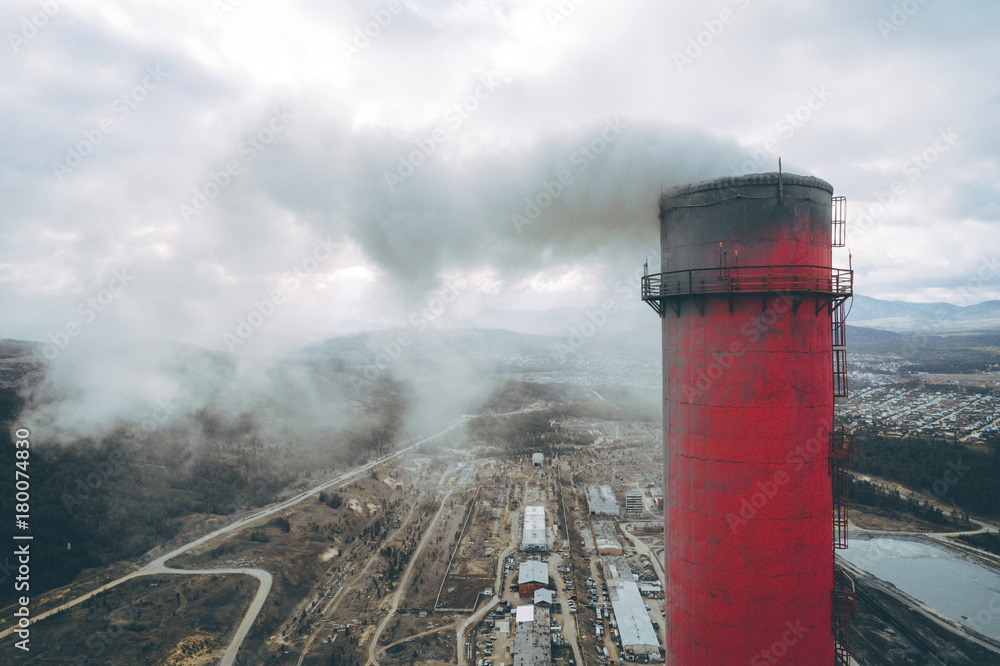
[436,485,509,611]
[13,574,255,665]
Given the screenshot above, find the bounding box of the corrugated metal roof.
[522,505,546,549]
[533,588,554,605]
[610,578,660,655]
[518,560,548,585]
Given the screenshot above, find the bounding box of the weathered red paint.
[658,174,836,664]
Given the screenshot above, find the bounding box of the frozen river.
[840,537,1000,640]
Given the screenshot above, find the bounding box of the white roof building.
[516,604,535,623]
[518,560,549,586]
[533,588,554,606]
[521,505,547,551]
[609,578,660,658]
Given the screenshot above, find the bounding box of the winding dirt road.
[0,418,470,664]
[367,485,457,665]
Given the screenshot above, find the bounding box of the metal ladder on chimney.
[832,301,849,398]
[833,569,856,666]
[830,425,854,549]
[830,195,856,666]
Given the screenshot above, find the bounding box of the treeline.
[955,533,1000,556]
[379,544,412,581]
[903,345,1000,374]
[0,420,181,607]
[0,418,297,607]
[467,409,594,457]
[480,380,566,413]
[341,388,407,464]
[0,382,403,607]
[852,430,1000,518]
[848,477,962,526]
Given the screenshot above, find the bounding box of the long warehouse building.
[521,505,546,551]
[610,577,661,661]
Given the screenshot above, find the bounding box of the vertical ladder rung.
[832,196,847,247]
[833,349,849,398]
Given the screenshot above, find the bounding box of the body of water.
[840,536,1000,640]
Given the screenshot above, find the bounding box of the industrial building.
[631,521,664,534]
[609,576,660,660]
[532,452,544,466]
[521,505,546,551]
[585,485,619,516]
[592,521,623,555]
[625,489,643,516]
[639,583,664,599]
[513,604,551,666]
[595,539,622,556]
[641,172,856,664]
[532,588,553,606]
[518,560,548,598]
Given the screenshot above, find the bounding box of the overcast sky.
[2,0,998,352]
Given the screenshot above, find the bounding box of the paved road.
[619,522,665,586]
[0,418,471,664]
[141,563,273,666]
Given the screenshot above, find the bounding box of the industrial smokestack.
[642,173,856,664]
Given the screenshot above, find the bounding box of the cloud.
[1,0,999,353]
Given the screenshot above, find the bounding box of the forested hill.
[853,429,1000,518]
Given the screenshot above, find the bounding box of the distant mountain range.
[4,296,998,382]
[846,295,1000,334]
[263,295,1000,366]
[458,295,1000,340]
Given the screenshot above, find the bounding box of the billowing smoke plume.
[259,112,747,299]
[15,114,747,449]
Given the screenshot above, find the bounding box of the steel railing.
[641,265,852,309]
